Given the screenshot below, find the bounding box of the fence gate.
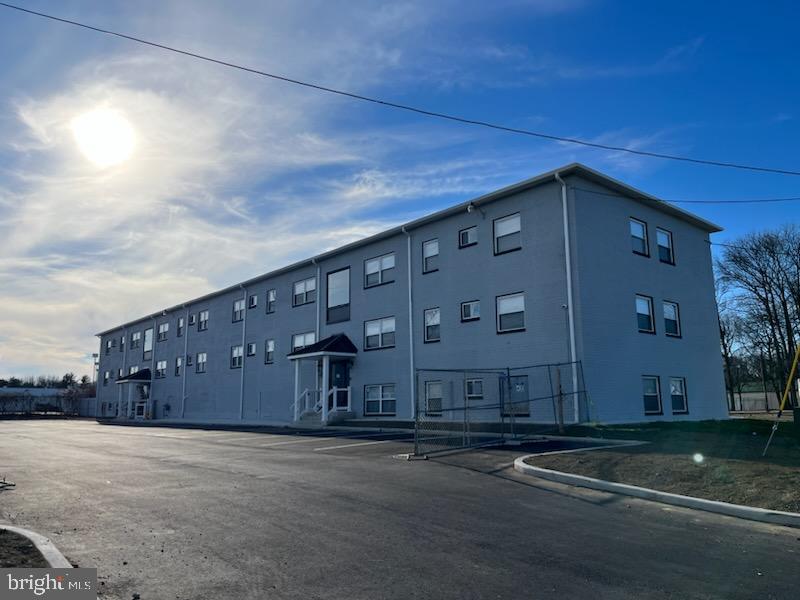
[414,361,590,456]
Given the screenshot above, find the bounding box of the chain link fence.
[414,361,591,456]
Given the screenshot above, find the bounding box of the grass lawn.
[0,529,48,568]
[529,419,800,513]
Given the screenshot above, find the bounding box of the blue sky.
[0,0,798,377]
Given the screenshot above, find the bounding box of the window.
[424,381,443,416]
[327,268,350,323]
[364,317,396,350]
[496,293,525,333]
[494,213,521,254]
[232,299,245,322]
[247,342,256,357]
[129,365,139,375]
[663,301,681,337]
[292,332,316,351]
[636,295,655,333]
[422,239,439,273]
[186,354,193,367]
[264,339,275,364]
[365,253,395,287]
[120,335,125,352]
[266,289,276,313]
[175,356,183,377]
[465,378,483,402]
[642,376,662,414]
[103,371,109,386]
[131,331,141,348]
[656,228,674,264]
[231,345,243,368]
[188,314,196,326]
[155,360,167,378]
[630,218,649,256]
[670,377,688,413]
[143,328,153,360]
[424,308,440,342]
[105,339,113,355]
[157,322,169,342]
[196,352,207,373]
[459,226,477,248]
[198,310,209,331]
[293,277,316,306]
[364,384,396,416]
[177,317,184,337]
[502,374,530,416]
[461,300,480,322]
[248,294,258,309]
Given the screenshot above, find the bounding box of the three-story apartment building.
[95,163,727,425]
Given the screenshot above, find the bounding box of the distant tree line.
[717,225,800,411]
[0,372,92,390]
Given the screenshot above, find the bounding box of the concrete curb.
[513,457,800,528]
[1,525,72,567]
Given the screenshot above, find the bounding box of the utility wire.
[2,1,800,177]
[571,186,800,205]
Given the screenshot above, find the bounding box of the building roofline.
[95,162,722,337]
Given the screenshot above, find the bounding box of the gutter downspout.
[119,327,128,418]
[554,172,580,423]
[402,226,416,420]
[239,285,247,420]
[181,305,189,419]
[312,258,321,340]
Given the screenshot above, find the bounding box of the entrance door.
[330,360,351,410]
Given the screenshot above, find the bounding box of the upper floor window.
[120,335,125,352]
[636,295,655,333]
[669,377,688,414]
[642,376,662,415]
[630,218,649,256]
[422,239,439,273]
[103,371,110,386]
[248,294,258,309]
[177,317,184,337]
[266,289,276,313]
[231,345,243,369]
[105,339,113,354]
[143,328,153,360]
[494,213,521,255]
[233,299,245,322]
[155,360,167,378]
[663,301,681,337]
[129,365,139,375]
[118,368,124,378]
[198,310,209,331]
[292,331,316,351]
[157,322,169,341]
[293,277,316,306]
[459,226,477,248]
[364,317,396,350]
[131,331,142,348]
[461,300,480,322]
[496,293,525,333]
[196,352,207,373]
[247,342,257,357]
[265,339,275,364]
[175,356,183,377]
[188,313,196,326]
[656,228,674,264]
[365,253,395,287]
[327,268,350,324]
[424,308,441,342]
[365,384,396,416]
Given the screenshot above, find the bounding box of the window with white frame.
[232,299,245,322]
[630,218,649,256]
[196,352,207,373]
[120,335,125,352]
[364,317,395,350]
[424,308,440,342]
[143,328,153,360]
[669,377,688,413]
[459,226,477,248]
[105,339,113,354]
[117,368,124,378]
[248,294,258,309]
[493,213,521,254]
[188,314,196,326]
[422,239,439,273]
[177,317,184,337]
[131,331,141,348]
[656,228,674,264]
[266,289,276,313]
[364,384,396,416]
[292,332,316,351]
[129,365,139,375]
[496,293,525,333]
[157,322,169,341]
[264,339,275,364]
[461,300,480,322]
[231,345,243,368]
[155,360,167,378]
[465,378,483,402]
[663,301,681,337]
[198,310,209,331]
[186,354,193,366]
[642,376,662,414]
[364,253,395,287]
[293,277,316,306]
[425,381,443,416]
[103,371,109,385]
[175,356,183,376]
[327,268,350,323]
[247,342,256,357]
[636,295,655,333]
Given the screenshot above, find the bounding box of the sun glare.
[70,108,135,168]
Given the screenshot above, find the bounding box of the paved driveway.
[0,420,796,599]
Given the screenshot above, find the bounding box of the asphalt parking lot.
[1,420,798,599]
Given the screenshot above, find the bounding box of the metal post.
[321,355,330,424]
[293,360,300,422]
[462,371,468,448]
[414,369,420,456]
[556,366,565,434]
[506,367,514,440]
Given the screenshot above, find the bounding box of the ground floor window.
[155,360,167,378]
[642,376,662,414]
[465,378,484,402]
[425,381,443,416]
[364,384,396,416]
[670,377,688,414]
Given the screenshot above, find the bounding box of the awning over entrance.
[115,369,152,384]
[287,333,357,360]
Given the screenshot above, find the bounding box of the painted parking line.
[313,437,414,451]
[256,431,411,448]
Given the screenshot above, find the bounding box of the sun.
[70,108,136,168]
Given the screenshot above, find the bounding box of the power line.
[2,1,800,178]
[572,186,800,205]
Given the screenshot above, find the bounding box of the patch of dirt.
[0,529,48,567]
